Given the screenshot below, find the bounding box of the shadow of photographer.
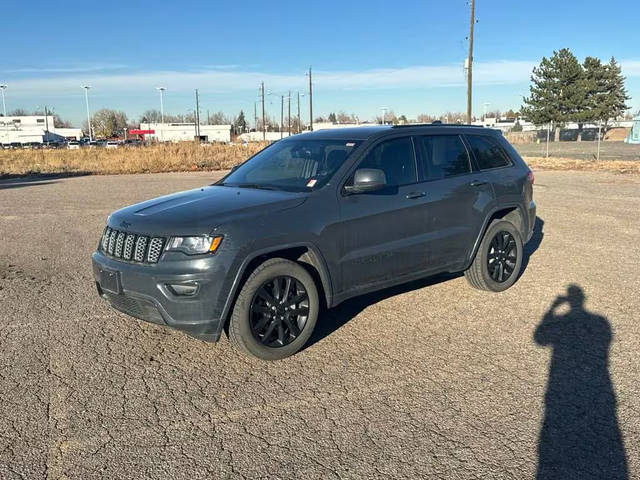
[534,285,627,479]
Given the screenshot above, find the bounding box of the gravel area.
[1,170,638,479]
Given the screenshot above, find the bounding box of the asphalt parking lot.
[1,170,639,479]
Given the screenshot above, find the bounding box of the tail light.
[526,171,534,184]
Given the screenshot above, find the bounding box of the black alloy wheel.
[487,231,517,283]
[249,276,309,347]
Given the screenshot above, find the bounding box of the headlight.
[165,235,223,255]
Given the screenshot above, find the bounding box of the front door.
[337,136,430,292]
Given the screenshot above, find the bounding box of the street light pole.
[81,85,92,141]
[0,85,7,118]
[287,91,291,136]
[297,92,302,133]
[280,95,284,139]
[156,87,166,141]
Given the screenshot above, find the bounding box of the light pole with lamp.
[81,85,92,141]
[483,102,490,122]
[156,87,166,141]
[0,85,7,118]
[380,107,388,125]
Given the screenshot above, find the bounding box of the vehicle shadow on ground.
[0,172,90,190]
[535,284,627,479]
[306,216,545,349]
[521,216,544,275]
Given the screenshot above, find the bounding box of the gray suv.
[92,125,536,360]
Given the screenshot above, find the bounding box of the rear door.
[337,136,430,290]
[414,133,494,268]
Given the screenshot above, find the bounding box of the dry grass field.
[0,142,267,177]
[1,140,639,177]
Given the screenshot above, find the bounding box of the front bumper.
[92,251,228,342]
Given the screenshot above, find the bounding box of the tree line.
[522,48,629,140]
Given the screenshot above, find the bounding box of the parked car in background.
[67,141,81,150]
[106,141,120,149]
[93,124,536,360]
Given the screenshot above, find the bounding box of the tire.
[465,219,523,292]
[228,257,319,360]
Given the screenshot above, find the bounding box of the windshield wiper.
[231,183,280,191]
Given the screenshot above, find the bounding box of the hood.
[107,185,307,236]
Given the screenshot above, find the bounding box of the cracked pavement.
[0,170,639,479]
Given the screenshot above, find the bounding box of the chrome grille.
[123,234,136,260]
[147,238,165,263]
[134,236,148,262]
[99,227,165,264]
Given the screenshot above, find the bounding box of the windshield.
[220,139,360,192]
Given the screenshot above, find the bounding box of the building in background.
[140,123,232,143]
[0,115,82,144]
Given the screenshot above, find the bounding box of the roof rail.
[391,123,485,128]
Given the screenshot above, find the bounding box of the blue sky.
[2,0,639,126]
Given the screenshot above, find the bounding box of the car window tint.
[416,135,470,180]
[356,137,416,186]
[466,135,511,170]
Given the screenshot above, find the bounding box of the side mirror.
[344,168,387,194]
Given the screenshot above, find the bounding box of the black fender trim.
[218,242,334,330]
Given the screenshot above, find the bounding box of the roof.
[293,123,496,142]
[296,125,391,140]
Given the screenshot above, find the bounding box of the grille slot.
[123,234,136,260]
[101,227,111,251]
[147,238,165,263]
[134,236,148,262]
[107,229,118,255]
[114,231,125,258]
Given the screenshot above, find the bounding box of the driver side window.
[355,137,417,187]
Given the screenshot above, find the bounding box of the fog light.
[167,283,199,296]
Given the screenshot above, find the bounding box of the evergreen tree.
[601,57,629,123]
[234,110,247,133]
[328,112,337,123]
[522,48,586,138]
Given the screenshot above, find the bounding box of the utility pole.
[466,0,475,124]
[194,89,201,140]
[260,82,266,140]
[297,91,301,133]
[280,95,284,139]
[254,101,257,132]
[307,67,313,131]
[287,90,291,136]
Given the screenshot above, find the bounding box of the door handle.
[470,180,488,187]
[406,191,426,199]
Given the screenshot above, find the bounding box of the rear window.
[465,135,512,170]
[415,135,471,180]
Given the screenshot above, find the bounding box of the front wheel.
[228,258,319,360]
[465,219,523,292]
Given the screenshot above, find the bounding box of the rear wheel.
[228,258,319,360]
[465,219,523,292]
